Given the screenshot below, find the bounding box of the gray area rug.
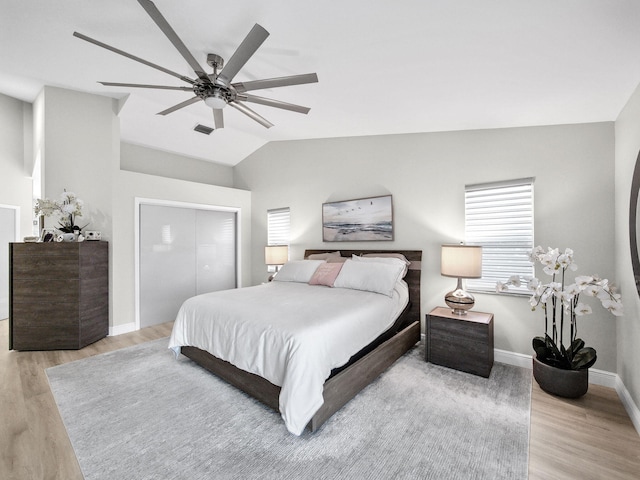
[47,338,531,480]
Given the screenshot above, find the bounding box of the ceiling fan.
[73,0,318,130]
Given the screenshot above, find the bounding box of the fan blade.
[233,73,318,93]
[137,0,209,80]
[99,82,193,91]
[157,96,201,115]
[217,24,269,86]
[238,94,310,114]
[213,109,224,129]
[73,32,195,85]
[228,101,273,128]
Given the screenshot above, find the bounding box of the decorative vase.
[532,354,588,398]
[56,233,77,242]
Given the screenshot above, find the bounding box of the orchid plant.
[497,246,623,370]
[35,190,86,234]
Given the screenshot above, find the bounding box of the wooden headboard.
[304,249,422,327]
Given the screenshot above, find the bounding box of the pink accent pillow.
[309,262,344,287]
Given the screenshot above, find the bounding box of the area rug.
[46,338,531,480]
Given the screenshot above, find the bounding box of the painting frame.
[39,228,56,242]
[322,195,393,242]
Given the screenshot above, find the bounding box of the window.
[267,207,290,247]
[464,178,534,295]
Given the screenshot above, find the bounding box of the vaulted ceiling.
[2,0,640,166]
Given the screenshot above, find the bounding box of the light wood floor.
[1,319,639,479]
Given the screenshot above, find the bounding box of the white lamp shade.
[441,244,483,279]
[265,245,289,265]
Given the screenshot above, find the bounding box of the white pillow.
[351,254,409,277]
[333,259,404,297]
[273,260,326,283]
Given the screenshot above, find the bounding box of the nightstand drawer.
[429,328,492,357]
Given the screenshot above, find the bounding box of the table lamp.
[265,245,289,280]
[440,244,483,315]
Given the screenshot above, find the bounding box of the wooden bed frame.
[181,249,422,432]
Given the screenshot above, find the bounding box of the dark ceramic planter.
[532,354,589,398]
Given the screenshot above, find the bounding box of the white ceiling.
[2,0,640,166]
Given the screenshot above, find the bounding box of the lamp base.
[444,278,475,315]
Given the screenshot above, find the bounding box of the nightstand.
[426,306,494,377]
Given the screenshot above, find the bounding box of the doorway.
[137,200,239,329]
[0,206,19,320]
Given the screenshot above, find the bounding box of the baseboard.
[109,322,136,336]
[494,349,532,369]
[494,349,617,387]
[615,377,640,436]
[588,367,618,388]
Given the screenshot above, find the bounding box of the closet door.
[139,204,236,328]
[195,209,237,294]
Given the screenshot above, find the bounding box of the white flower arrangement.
[497,246,623,370]
[35,190,86,234]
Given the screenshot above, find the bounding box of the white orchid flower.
[565,283,580,296]
[575,275,593,288]
[507,275,521,287]
[596,288,612,302]
[61,203,76,215]
[528,295,539,309]
[557,253,573,269]
[584,284,600,297]
[602,299,624,316]
[540,288,553,303]
[575,303,592,316]
[529,246,545,263]
[539,249,555,266]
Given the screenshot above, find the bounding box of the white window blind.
[267,208,290,246]
[464,178,534,295]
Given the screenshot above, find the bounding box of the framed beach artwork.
[322,195,393,242]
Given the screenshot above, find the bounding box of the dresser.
[426,306,494,377]
[9,241,109,350]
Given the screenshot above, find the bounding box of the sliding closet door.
[0,207,17,320]
[195,209,237,294]
[139,204,236,328]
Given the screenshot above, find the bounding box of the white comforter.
[168,280,408,435]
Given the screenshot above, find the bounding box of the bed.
[169,249,421,434]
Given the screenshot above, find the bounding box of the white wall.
[234,123,619,372]
[121,142,235,188]
[0,93,33,238]
[38,86,118,239]
[111,170,251,331]
[34,86,119,326]
[615,82,640,409]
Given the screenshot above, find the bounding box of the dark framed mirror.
[629,149,640,296]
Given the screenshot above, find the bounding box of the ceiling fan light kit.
[203,91,227,110]
[74,0,318,131]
